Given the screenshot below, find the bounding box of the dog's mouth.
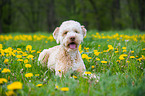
[68,42,77,49]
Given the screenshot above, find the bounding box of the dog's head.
[53,20,87,50]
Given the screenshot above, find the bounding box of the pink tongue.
[69,44,76,49]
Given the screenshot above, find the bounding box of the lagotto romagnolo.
[38,20,87,77]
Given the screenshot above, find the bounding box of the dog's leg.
[76,57,86,74]
[38,49,49,66]
[55,64,64,77]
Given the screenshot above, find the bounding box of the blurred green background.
[0,0,145,33]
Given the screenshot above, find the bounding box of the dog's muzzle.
[68,42,76,49]
[67,36,77,49]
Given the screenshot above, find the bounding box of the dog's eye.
[64,31,68,34]
[75,30,78,33]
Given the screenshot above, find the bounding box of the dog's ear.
[81,26,87,37]
[53,27,60,44]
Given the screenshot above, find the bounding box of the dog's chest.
[68,51,80,70]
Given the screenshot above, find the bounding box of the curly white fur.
[38,20,87,77]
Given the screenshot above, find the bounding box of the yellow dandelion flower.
[101,61,107,63]
[119,54,128,60]
[55,85,59,89]
[47,35,54,41]
[79,45,82,51]
[80,50,83,54]
[85,47,89,50]
[0,68,1,70]
[17,48,21,51]
[45,41,48,43]
[16,55,22,58]
[116,60,120,63]
[36,84,42,87]
[141,55,145,60]
[58,70,61,73]
[37,50,41,53]
[115,51,119,53]
[12,50,17,53]
[137,58,142,62]
[96,58,100,61]
[7,82,22,90]
[11,52,16,56]
[31,50,36,53]
[108,45,114,50]
[24,59,28,63]
[142,48,145,50]
[103,50,108,52]
[130,56,135,59]
[22,52,28,56]
[25,64,31,68]
[60,87,69,91]
[13,50,17,53]
[84,71,92,74]
[131,51,134,53]
[73,75,77,79]
[17,59,23,62]
[81,54,91,60]
[87,57,92,59]
[4,59,9,64]
[6,90,15,96]
[26,45,32,51]
[91,65,95,68]
[122,47,126,50]
[94,51,100,56]
[82,54,88,59]
[119,56,125,60]
[93,50,98,53]
[126,61,130,63]
[25,73,33,78]
[121,54,128,57]
[35,74,39,76]
[0,78,8,84]
[27,55,34,59]
[2,68,11,73]
[0,44,3,49]
[17,51,23,54]
[123,50,127,52]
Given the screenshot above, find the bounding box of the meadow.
[0,30,145,96]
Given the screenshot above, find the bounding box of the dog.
[38,20,87,77]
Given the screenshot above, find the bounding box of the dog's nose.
[70,36,75,41]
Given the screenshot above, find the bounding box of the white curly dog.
[38,20,87,77]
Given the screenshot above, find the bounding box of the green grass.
[0,30,145,96]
